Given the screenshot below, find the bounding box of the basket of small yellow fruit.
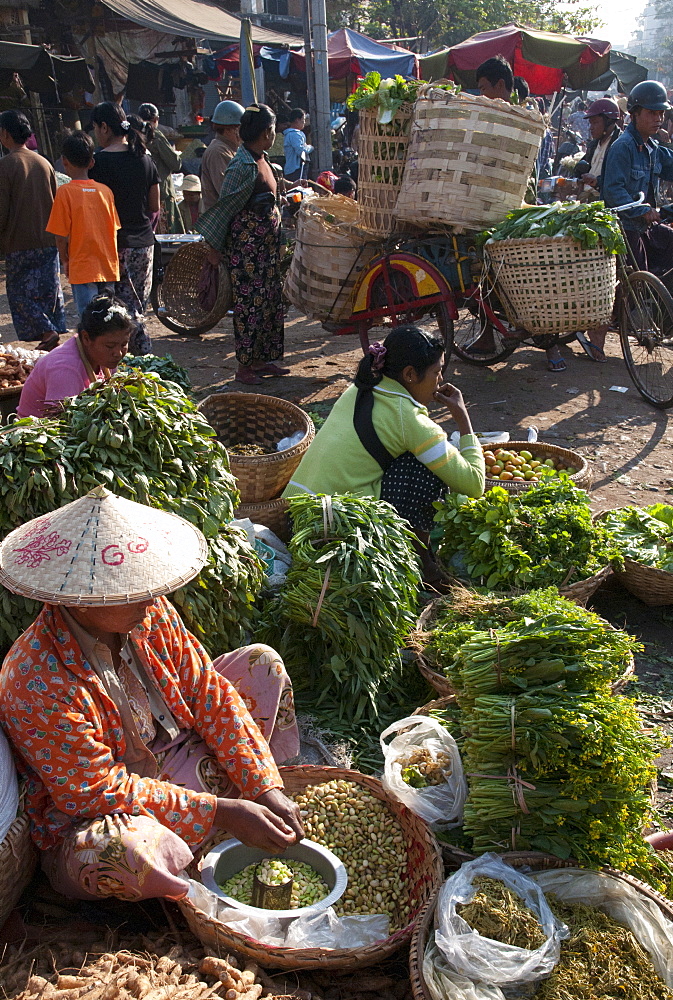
[482,442,592,494]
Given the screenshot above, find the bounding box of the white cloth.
[589,138,610,180]
[0,726,19,842]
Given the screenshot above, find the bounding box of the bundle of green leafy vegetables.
[119,353,191,392]
[259,494,423,735]
[479,201,627,254]
[600,504,673,571]
[434,480,620,590]
[346,71,421,124]
[0,374,262,654]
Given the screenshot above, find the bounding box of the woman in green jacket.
[284,325,485,582]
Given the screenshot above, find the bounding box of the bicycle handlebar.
[612,193,646,213]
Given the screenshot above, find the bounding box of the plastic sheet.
[0,726,19,843]
[380,715,466,829]
[187,878,389,949]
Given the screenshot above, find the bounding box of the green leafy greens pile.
[601,504,673,571]
[434,480,619,590]
[0,374,263,654]
[346,71,420,124]
[119,353,191,392]
[479,201,627,254]
[259,494,424,767]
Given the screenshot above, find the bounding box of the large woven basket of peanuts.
[178,765,444,970]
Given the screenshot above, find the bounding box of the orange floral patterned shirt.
[0,597,282,851]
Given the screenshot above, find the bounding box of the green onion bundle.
[259,494,422,729]
[0,374,263,653]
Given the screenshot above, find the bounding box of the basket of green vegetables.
[481,202,624,337]
[598,504,673,605]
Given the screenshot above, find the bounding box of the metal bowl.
[200,837,348,920]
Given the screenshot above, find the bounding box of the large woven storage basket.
[596,508,673,606]
[395,90,544,230]
[284,196,378,324]
[409,854,673,1000]
[155,241,232,330]
[485,235,617,336]
[198,393,314,504]
[0,810,37,928]
[358,103,414,236]
[234,497,290,543]
[178,765,443,971]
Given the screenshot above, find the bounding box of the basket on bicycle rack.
[357,103,414,237]
[284,196,378,324]
[484,236,617,336]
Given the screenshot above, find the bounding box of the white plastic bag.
[423,936,506,1000]
[380,715,466,829]
[0,726,19,842]
[435,854,568,987]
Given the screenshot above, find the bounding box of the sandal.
[575,330,607,362]
[36,333,60,352]
[235,368,264,385]
[547,356,567,372]
[254,362,290,376]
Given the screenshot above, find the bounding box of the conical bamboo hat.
[0,486,208,605]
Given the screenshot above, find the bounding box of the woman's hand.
[214,797,299,853]
[205,244,223,267]
[434,383,473,436]
[256,788,304,841]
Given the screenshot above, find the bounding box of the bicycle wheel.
[365,265,455,358]
[451,298,519,366]
[619,270,673,408]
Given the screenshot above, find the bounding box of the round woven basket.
[395,90,544,231]
[482,441,592,494]
[485,236,617,337]
[595,508,673,606]
[284,196,378,324]
[0,810,37,929]
[358,103,414,237]
[154,241,232,331]
[408,853,673,1000]
[235,497,290,543]
[197,393,314,504]
[178,765,443,971]
[557,562,613,606]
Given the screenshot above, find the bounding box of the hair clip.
[368,342,387,372]
[245,105,261,112]
[120,120,130,130]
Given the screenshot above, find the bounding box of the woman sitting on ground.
[0,489,302,902]
[283,325,485,582]
[18,294,131,418]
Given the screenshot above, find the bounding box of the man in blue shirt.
[603,80,673,270]
[283,108,313,181]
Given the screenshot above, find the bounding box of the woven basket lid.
[0,487,208,606]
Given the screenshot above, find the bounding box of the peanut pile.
[289,779,411,932]
[399,747,452,788]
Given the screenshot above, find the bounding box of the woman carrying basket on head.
[0,489,302,902]
[198,104,288,386]
[283,325,485,584]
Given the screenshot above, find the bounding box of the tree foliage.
[327,0,602,48]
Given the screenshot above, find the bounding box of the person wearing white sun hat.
[0,487,302,902]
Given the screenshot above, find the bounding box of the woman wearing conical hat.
[0,488,302,902]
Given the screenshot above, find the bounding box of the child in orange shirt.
[46,131,121,317]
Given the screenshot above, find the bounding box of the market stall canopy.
[103,0,301,47]
[582,50,647,94]
[0,40,93,102]
[445,24,611,94]
[290,28,419,80]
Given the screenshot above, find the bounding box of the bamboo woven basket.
[557,563,613,606]
[155,241,232,329]
[179,765,443,971]
[485,236,617,337]
[395,90,544,230]
[358,103,414,236]
[235,497,290,543]
[482,441,592,494]
[0,810,37,928]
[595,508,673,606]
[284,196,378,324]
[198,393,314,504]
[409,854,673,1000]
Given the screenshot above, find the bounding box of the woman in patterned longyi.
[0,491,301,903]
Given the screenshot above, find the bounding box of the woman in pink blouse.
[18,293,131,417]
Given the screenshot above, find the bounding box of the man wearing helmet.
[200,100,245,212]
[574,98,621,194]
[603,80,673,272]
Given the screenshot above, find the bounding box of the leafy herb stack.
[0,373,263,654]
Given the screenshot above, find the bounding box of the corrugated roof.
[103,0,300,47]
